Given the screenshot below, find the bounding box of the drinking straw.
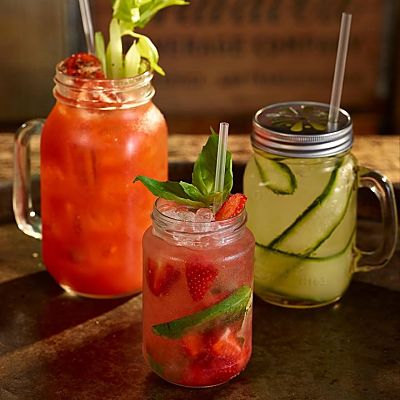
[328,12,352,126]
[213,122,229,214]
[79,0,95,54]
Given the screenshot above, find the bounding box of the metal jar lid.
[252,101,353,158]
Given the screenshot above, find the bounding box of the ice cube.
[176,211,196,222]
[158,202,179,214]
[161,204,196,222]
[195,207,215,222]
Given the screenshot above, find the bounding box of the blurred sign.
[139,0,386,118]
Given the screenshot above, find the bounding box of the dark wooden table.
[0,220,399,400]
[0,134,399,399]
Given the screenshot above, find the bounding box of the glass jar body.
[142,202,255,387]
[244,148,357,307]
[40,76,168,298]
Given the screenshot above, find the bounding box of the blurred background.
[0,0,399,135]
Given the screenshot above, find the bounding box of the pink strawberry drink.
[142,199,254,387]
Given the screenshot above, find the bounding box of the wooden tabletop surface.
[0,219,399,400]
[0,133,399,184]
[0,131,399,399]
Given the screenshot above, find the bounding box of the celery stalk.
[106,18,124,78]
[136,35,165,76]
[94,32,107,76]
[124,42,141,77]
[95,1,189,78]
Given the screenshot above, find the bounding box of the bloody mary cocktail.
[41,68,168,297]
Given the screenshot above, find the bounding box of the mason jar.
[13,61,168,298]
[243,101,398,308]
[142,199,254,387]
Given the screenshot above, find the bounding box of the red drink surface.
[41,100,167,297]
[142,213,254,387]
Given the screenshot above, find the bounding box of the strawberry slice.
[211,327,243,360]
[180,327,249,386]
[60,52,105,79]
[181,332,205,358]
[182,352,244,387]
[215,193,247,221]
[146,258,180,297]
[185,260,218,302]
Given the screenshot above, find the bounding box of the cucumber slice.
[256,227,355,261]
[268,158,355,255]
[255,232,355,302]
[254,154,297,195]
[152,286,252,339]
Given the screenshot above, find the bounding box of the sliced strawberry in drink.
[60,52,106,79]
[179,326,250,386]
[185,259,218,301]
[208,354,247,385]
[181,332,205,358]
[146,258,180,297]
[210,327,243,360]
[215,193,247,221]
[181,351,244,387]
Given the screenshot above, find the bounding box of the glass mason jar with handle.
[243,101,398,308]
[13,61,168,298]
[142,199,254,387]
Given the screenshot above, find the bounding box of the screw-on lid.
[252,101,353,158]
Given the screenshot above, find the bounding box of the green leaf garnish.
[179,182,206,203]
[192,130,233,202]
[152,286,252,339]
[133,177,204,207]
[95,0,189,78]
[134,130,233,208]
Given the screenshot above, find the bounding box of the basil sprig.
[134,131,233,207]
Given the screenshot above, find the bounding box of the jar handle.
[355,166,398,272]
[13,119,44,239]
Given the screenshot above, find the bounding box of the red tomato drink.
[40,66,168,297]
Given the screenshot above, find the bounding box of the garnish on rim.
[60,52,105,79]
[95,0,189,79]
[134,129,237,215]
[215,194,247,221]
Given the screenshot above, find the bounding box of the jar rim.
[151,198,248,248]
[152,198,247,234]
[252,101,353,158]
[53,59,155,109]
[55,59,154,88]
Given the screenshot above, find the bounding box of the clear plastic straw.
[213,122,229,214]
[79,0,95,54]
[328,12,352,126]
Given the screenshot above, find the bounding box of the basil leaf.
[192,132,217,195]
[179,182,207,203]
[192,131,233,200]
[134,176,205,207]
[223,151,233,196]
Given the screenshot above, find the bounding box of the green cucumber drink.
[244,102,398,308]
